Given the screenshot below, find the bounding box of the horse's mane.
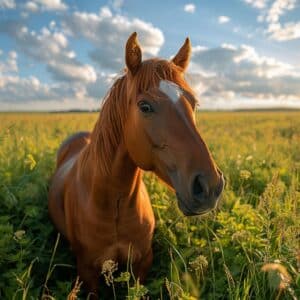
[84,59,194,176]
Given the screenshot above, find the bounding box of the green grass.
[0,112,299,299]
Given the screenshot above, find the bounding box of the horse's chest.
[113,217,154,263]
[74,212,154,267]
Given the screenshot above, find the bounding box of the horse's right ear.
[125,32,142,76]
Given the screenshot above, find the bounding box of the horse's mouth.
[176,193,214,216]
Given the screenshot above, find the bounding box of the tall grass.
[0,112,299,299]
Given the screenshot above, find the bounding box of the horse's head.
[123,33,224,216]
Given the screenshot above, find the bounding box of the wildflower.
[14,230,25,240]
[24,154,36,170]
[114,271,130,283]
[189,255,208,271]
[232,230,250,243]
[128,279,148,298]
[240,169,251,179]
[101,260,118,287]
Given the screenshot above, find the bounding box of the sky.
[0,0,300,111]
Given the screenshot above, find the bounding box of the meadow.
[0,111,299,299]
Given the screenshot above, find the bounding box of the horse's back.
[56,131,91,168]
[48,131,91,236]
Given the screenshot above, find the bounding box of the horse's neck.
[80,138,143,212]
[106,139,142,197]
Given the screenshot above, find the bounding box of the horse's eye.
[138,101,154,114]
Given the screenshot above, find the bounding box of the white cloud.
[184,3,196,13]
[62,7,164,70]
[266,0,296,23]
[0,74,100,111]
[0,22,96,83]
[268,21,300,41]
[0,6,165,109]
[243,0,268,9]
[111,0,124,10]
[221,43,237,50]
[0,50,18,73]
[218,16,230,24]
[0,49,89,107]
[25,1,39,12]
[24,0,67,12]
[100,6,113,18]
[243,0,299,41]
[252,0,300,41]
[49,20,56,29]
[189,43,300,103]
[2,4,298,110]
[0,0,15,9]
[0,76,51,102]
[48,61,97,83]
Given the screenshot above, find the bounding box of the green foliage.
[0,112,299,299]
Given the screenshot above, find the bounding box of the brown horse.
[48,32,224,296]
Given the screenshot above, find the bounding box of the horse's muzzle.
[177,170,225,216]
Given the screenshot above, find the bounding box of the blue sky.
[0,0,300,110]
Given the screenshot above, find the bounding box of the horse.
[48,32,225,296]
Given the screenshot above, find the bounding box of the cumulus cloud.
[184,3,196,13]
[268,21,300,41]
[0,56,110,109]
[1,3,298,110]
[0,6,166,109]
[263,0,300,41]
[218,16,230,24]
[47,61,97,83]
[0,50,18,73]
[245,0,300,41]
[0,76,54,102]
[0,74,100,112]
[0,49,88,104]
[62,7,164,70]
[243,0,268,9]
[24,1,39,12]
[0,0,67,12]
[0,0,15,9]
[189,43,300,104]
[24,0,67,12]
[266,0,296,23]
[0,52,103,110]
[0,22,97,83]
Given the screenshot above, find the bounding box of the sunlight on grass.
[0,112,299,299]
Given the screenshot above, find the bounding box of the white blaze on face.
[159,80,182,104]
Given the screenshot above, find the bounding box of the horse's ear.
[125,32,142,76]
[172,37,191,72]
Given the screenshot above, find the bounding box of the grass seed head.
[101,259,118,286]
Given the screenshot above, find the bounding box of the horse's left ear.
[172,37,191,72]
[125,32,142,76]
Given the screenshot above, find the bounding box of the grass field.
[0,111,299,299]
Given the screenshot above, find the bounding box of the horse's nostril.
[192,174,209,200]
